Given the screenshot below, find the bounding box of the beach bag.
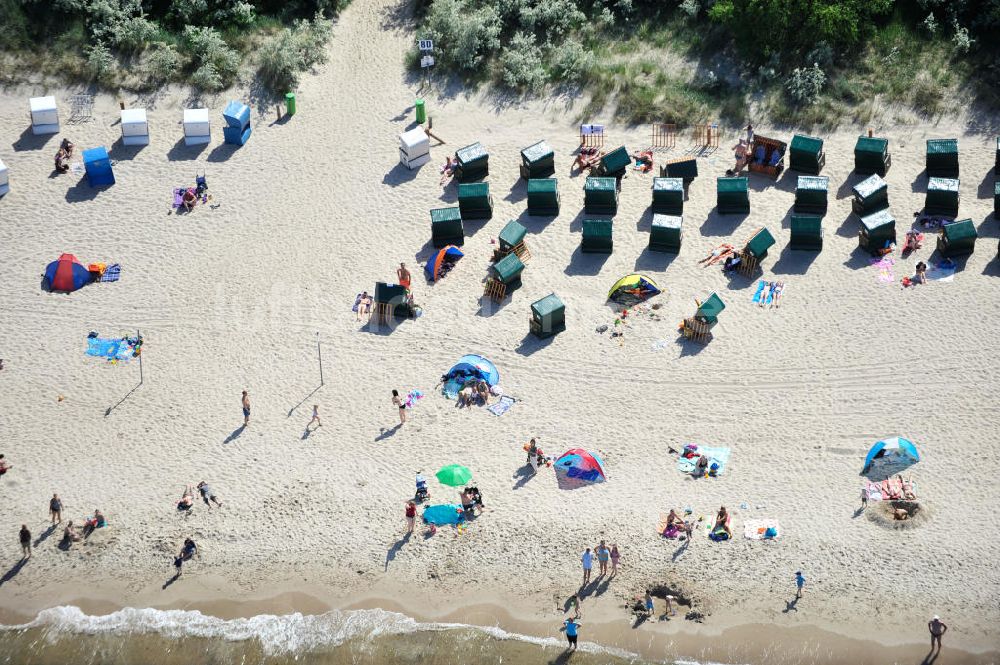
[763,527,778,539]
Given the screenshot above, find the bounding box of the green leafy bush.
[424,0,501,72]
[257,14,332,90]
[183,25,239,81]
[85,41,115,81]
[785,63,826,104]
[499,32,546,91]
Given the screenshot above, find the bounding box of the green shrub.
[424,0,501,72]
[498,31,545,91]
[550,38,593,83]
[144,42,180,82]
[183,25,239,80]
[190,61,223,89]
[257,14,331,90]
[85,41,115,81]
[785,63,826,104]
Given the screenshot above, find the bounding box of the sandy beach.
[1,0,999,661]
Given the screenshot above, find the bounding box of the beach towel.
[173,188,185,208]
[705,514,732,541]
[86,337,136,362]
[871,256,895,284]
[487,395,514,417]
[100,264,121,283]
[352,293,363,312]
[404,390,424,408]
[657,514,687,539]
[743,519,780,540]
[751,280,766,303]
[925,264,955,282]
[677,446,731,477]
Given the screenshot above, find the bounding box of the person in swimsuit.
[581,548,593,585]
[50,493,63,524]
[19,525,31,559]
[928,616,947,651]
[595,540,610,576]
[644,590,655,617]
[771,281,785,307]
[563,618,580,650]
[182,188,198,211]
[62,520,82,546]
[697,244,735,266]
[356,292,373,321]
[0,454,10,478]
[177,486,195,511]
[242,390,250,426]
[715,506,732,538]
[610,544,621,576]
[197,481,222,509]
[915,261,928,284]
[308,404,321,430]
[732,139,748,172]
[397,263,411,290]
[405,500,416,533]
[526,438,538,466]
[392,389,406,425]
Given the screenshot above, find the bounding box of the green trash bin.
[415,98,426,124]
[285,92,296,116]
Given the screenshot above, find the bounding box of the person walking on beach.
[241,390,251,426]
[644,590,655,617]
[197,481,222,509]
[19,525,31,559]
[405,500,416,534]
[308,404,321,430]
[595,540,610,577]
[929,616,947,651]
[795,571,806,599]
[563,617,580,651]
[49,493,63,524]
[392,389,406,426]
[581,548,593,586]
[610,544,621,576]
[397,263,411,290]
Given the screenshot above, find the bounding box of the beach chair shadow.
[634,208,654,231]
[504,178,527,203]
[911,169,927,193]
[771,245,818,275]
[842,246,873,271]
[65,178,102,203]
[564,247,610,276]
[982,254,1000,277]
[978,168,996,199]
[207,143,239,163]
[700,209,747,237]
[634,247,676,272]
[109,136,147,159]
[167,137,208,161]
[835,212,858,238]
[836,173,859,200]
[382,162,420,187]
[515,332,554,357]
[12,126,57,152]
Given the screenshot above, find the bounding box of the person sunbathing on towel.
[666,509,681,528]
[698,244,735,266]
[182,188,198,211]
[439,155,458,184]
[54,147,70,173]
[177,486,195,511]
[714,506,732,538]
[632,150,653,173]
[770,282,784,307]
[899,475,916,500]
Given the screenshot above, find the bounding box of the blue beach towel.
[100,264,121,283]
[487,396,514,417]
[86,338,135,361]
[677,445,731,477]
[752,280,766,303]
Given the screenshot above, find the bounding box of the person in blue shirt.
[563,617,580,650]
[795,571,806,599]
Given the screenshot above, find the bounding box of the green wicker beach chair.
[661,156,698,184]
[926,139,959,178]
[682,292,725,344]
[494,219,531,263]
[430,207,465,248]
[526,178,559,216]
[520,140,555,180]
[736,227,776,275]
[789,134,826,175]
[584,177,618,215]
[373,281,412,324]
[651,177,684,215]
[995,180,1000,219]
[789,214,823,251]
[649,214,682,253]
[529,293,566,338]
[794,176,829,215]
[852,174,889,216]
[717,177,749,214]
[936,218,977,257]
[858,209,896,255]
[581,218,613,254]
[596,145,630,178]
[455,142,489,182]
[484,252,525,303]
[854,136,891,176]
[457,182,493,220]
[924,178,960,217]
[995,137,999,172]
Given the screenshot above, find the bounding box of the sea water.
[0,606,691,665]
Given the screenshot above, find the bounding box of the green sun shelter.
[717,177,749,214]
[527,178,560,216]
[649,214,682,253]
[458,182,493,220]
[924,178,960,217]
[596,146,630,178]
[926,139,958,178]
[430,206,465,248]
[651,177,684,215]
[662,156,698,184]
[581,218,613,253]
[854,136,891,176]
[858,209,896,255]
[584,177,618,215]
[520,140,555,179]
[852,174,889,216]
[794,176,829,215]
[936,219,977,257]
[789,134,826,175]
[455,142,489,182]
[789,214,823,251]
[530,293,566,338]
[490,252,525,287]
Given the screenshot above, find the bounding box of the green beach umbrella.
[436,464,473,487]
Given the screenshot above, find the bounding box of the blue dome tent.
[863,437,919,473]
[441,354,499,399]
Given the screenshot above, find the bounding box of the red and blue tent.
[555,449,606,482]
[424,245,464,281]
[44,253,91,292]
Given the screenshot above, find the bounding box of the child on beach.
[308,405,321,429]
[795,571,806,599]
[610,544,621,575]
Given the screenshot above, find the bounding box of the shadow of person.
[631,612,649,629]
[548,650,574,665]
[162,572,180,590]
[223,425,245,444]
[0,559,28,586]
[512,464,536,490]
[921,647,940,665]
[375,424,402,442]
[782,597,799,613]
[33,524,57,547]
[384,533,411,571]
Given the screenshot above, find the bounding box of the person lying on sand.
[439,155,458,185]
[770,282,785,307]
[177,486,195,511]
[356,291,372,321]
[574,148,604,173]
[698,244,735,266]
[182,188,198,211]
